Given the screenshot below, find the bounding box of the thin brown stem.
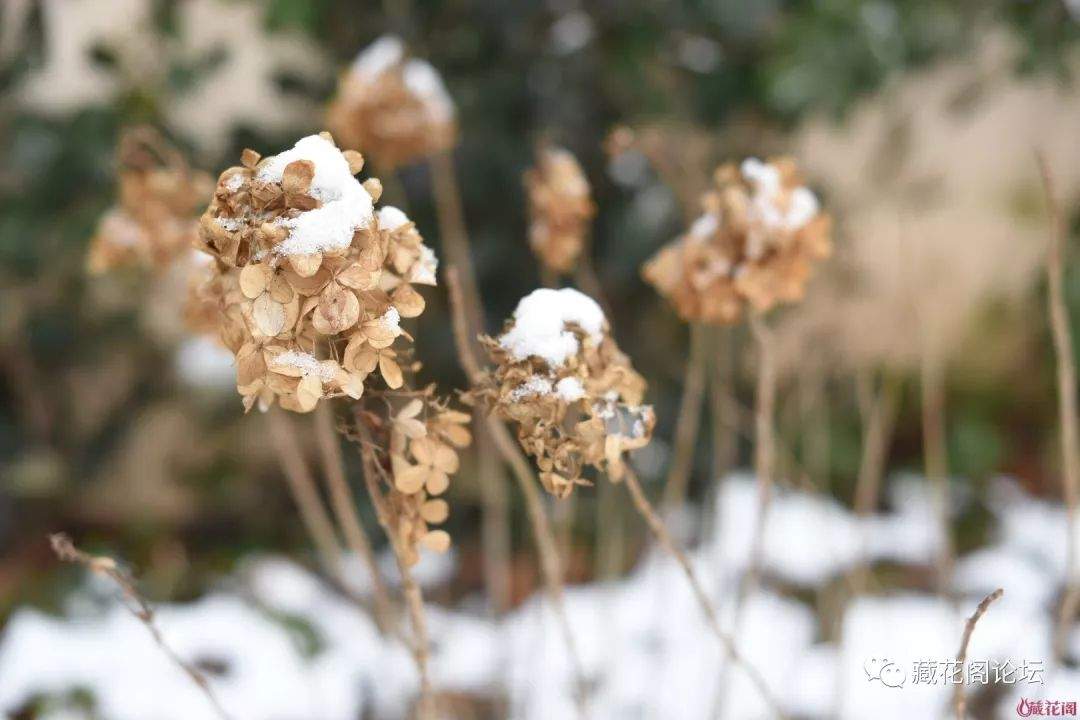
[313,403,397,634]
[476,417,513,614]
[574,253,614,321]
[851,372,902,595]
[446,266,589,710]
[596,477,625,580]
[621,468,785,718]
[50,534,233,720]
[1038,153,1080,660]
[920,341,954,597]
[661,322,709,514]
[953,588,1003,720]
[709,325,737,483]
[265,409,343,576]
[355,426,435,720]
[428,153,516,619]
[431,151,483,343]
[746,313,777,593]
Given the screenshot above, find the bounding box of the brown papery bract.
[524,146,596,275]
[642,157,832,324]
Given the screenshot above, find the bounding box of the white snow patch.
[257,135,374,256]
[499,288,605,368]
[376,205,409,231]
[511,375,553,401]
[555,376,585,402]
[402,60,454,121]
[741,157,820,234]
[174,337,236,390]
[272,350,336,381]
[351,35,404,79]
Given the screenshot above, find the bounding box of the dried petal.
[239,263,271,299]
[420,499,449,524]
[318,283,361,333]
[419,530,451,553]
[252,293,287,336]
[394,464,427,494]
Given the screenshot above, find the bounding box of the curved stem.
[622,467,786,718]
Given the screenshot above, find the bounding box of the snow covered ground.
[0,474,1071,719]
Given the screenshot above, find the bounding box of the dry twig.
[621,467,785,718]
[953,588,1003,720]
[49,534,233,720]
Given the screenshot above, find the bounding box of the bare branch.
[49,534,233,720]
[953,588,1003,720]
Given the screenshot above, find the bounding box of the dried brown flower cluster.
[192,132,439,413]
[380,394,472,564]
[468,288,654,498]
[87,128,213,274]
[524,146,596,274]
[642,157,832,324]
[326,35,455,170]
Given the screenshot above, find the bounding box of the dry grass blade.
[1038,152,1080,660]
[49,534,234,720]
[621,467,786,719]
[953,588,1003,720]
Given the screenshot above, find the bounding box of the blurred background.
[1,1,1080,718]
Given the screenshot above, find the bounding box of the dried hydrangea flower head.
[195,132,439,413]
[87,127,213,273]
[524,146,596,274]
[470,288,655,498]
[642,157,832,324]
[326,35,456,170]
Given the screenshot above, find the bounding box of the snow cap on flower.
[470,288,653,498]
[327,35,456,170]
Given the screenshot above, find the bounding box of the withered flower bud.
[327,36,456,170]
[643,157,832,324]
[524,146,595,275]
